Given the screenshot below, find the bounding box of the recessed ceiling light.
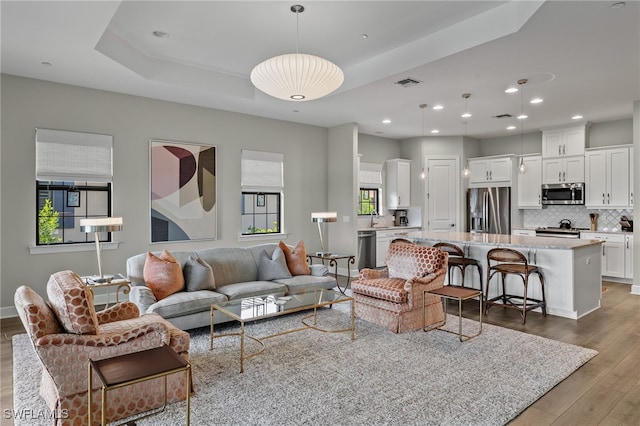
[507,125,517,130]
[430,129,440,134]
[517,114,528,119]
[530,97,543,104]
[152,30,169,38]
[432,105,444,110]
[461,112,472,118]
[360,34,369,39]
[610,2,626,9]
[382,119,391,124]
[572,114,584,120]
[505,87,518,94]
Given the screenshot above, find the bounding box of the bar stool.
[433,242,482,290]
[484,248,546,324]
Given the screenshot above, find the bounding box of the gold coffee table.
[210,289,355,372]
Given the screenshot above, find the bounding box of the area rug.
[13,308,597,426]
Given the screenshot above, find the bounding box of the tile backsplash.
[523,206,633,231]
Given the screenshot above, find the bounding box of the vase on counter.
[589,213,599,231]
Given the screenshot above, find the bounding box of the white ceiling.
[1,1,638,140]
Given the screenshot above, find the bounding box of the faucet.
[370,210,378,228]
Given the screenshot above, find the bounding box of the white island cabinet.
[415,231,603,320]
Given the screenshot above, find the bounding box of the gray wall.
[328,124,358,260]
[0,75,330,314]
[589,119,634,147]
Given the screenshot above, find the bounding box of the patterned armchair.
[352,241,448,333]
[14,271,191,426]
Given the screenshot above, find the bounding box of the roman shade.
[241,149,284,192]
[35,128,113,182]
[359,162,383,188]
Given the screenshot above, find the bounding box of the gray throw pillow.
[258,247,292,281]
[183,254,216,291]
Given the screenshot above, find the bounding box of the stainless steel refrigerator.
[467,187,511,235]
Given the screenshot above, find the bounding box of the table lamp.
[311,212,337,256]
[80,217,123,283]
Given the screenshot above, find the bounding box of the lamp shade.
[311,212,338,223]
[80,217,123,233]
[250,53,344,101]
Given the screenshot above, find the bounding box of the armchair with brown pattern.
[352,241,448,333]
[14,270,191,425]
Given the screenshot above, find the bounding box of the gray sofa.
[126,243,336,330]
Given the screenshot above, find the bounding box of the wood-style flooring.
[1,281,638,425]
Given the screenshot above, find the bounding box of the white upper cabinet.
[542,124,587,158]
[585,146,632,208]
[517,154,542,208]
[386,159,411,209]
[542,156,584,184]
[468,155,513,187]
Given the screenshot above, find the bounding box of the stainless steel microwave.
[541,183,585,205]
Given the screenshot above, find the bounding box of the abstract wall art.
[150,139,217,242]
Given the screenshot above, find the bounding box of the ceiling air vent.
[493,114,513,119]
[394,78,422,88]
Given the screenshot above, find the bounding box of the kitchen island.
[415,231,603,320]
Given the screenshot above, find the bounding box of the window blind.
[241,150,284,192]
[35,128,113,182]
[359,162,383,188]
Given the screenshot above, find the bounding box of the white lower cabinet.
[625,235,634,279]
[375,228,421,267]
[580,232,625,278]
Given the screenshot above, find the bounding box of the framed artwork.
[150,139,217,242]
[67,190,80,208]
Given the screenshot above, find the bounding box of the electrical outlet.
[343,216,349,223]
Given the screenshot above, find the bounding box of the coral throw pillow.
[46,270,99,335]
[279,240,311,276]
[144,250,185,301]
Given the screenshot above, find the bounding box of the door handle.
[602,193,605,204]
[558,146,562,156]
[559,172,562,182]
[607,193,610,204]
[563,171,566,181]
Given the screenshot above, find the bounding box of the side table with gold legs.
[306,253,356,295]
[423,286,483,342]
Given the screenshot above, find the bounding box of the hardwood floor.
[1,281,638,425]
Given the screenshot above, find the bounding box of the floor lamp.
[80,217,123,283]
[311,212,337,256]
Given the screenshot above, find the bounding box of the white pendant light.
[250,5,344,101]
[461,93,472,178]
[517,79,528,174]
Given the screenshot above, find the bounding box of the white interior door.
[425,157,459,231]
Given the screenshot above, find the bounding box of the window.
[358,188,380,215]
[241,150,284,235]
[241,192,281,234]
[36,181,112,245]
[358,162,382,215]
[35,128,114,245]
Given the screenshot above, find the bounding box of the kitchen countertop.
[415,231,603,250]
[357,226,421,232]
[515,228,633,235]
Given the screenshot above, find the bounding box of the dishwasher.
[357,231,376,270]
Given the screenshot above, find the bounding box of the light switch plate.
[343,216,350,223]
